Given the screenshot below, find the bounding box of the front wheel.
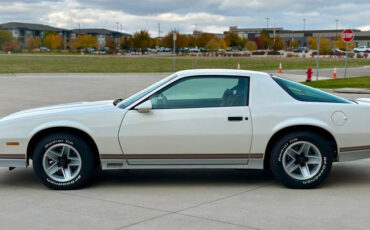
[270,132,332,189]
[32,133,95,190]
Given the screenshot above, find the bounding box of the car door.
[119,75,252,165]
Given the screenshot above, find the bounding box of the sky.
[0,0,369,36]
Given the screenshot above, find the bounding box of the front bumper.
[338,146,370,162]
[0,154,27,168]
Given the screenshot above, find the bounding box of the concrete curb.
[332,88,370,94]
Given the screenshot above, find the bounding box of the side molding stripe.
[100,153,264,159]
[340,145,370,152]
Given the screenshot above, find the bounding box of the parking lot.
[0,73,370,230]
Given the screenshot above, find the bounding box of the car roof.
[175,69,271,79]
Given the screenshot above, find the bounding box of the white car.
[1,69,369,190]
[353,46,370,53]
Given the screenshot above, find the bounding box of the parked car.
[1,69,369,190]
[39,47,50,52]
[330,49,345,55]
[353,46,370,53]
[293,47,309,53]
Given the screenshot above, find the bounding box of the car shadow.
[0,161,369,190]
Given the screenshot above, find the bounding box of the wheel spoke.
[47,163,61,175]
[286,149,298,159]
[286,161,299,173]
[299,143,310,155]
[62,145,70,156]
[307,156,321,165]
[62,167,72,180]
[69,159,80,167]
[300,165,311,178]
[47,150,61,161]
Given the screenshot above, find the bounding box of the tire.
[270,131,332,189]
[32,133,95,190]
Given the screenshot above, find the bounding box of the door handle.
[228,116,243,121]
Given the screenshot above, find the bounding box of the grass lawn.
[303,76,370,89]
[0,54,369,73]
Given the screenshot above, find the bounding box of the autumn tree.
[105,37,117,54]
[196,33,217,48]
[253,37,263,49]
[44,33,62,50]
[244,41,257,51]
[307,36,332,54]
[205,39,219,52]
[219,39,227,50]
[74,35,98,50]
[259,29,271,49]
[333,36,355,50]
[131,30,153,52]
[120,36,132,50]
[271,35,284,51]
[161,31,189,49]
[0,30,13,49]
[2,40,20,52]
[290,40,299,49]
[25,37,41,51]
[187,35,197,47]
[224,32,241,48]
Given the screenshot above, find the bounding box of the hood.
[354,98,370,105]
[1,100,114,121]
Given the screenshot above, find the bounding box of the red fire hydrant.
[306,66,313,82]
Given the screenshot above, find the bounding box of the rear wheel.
[32,133,95,190]
[270,132,332,189]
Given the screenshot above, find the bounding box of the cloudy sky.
[0,0,369,35]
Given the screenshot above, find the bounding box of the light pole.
[335,19,339,38]
[266,17,270,30]
[173,32,177,72]
[303,18,306,46]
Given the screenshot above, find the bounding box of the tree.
[74,35,98,50]
[244,41,257,51]
[219,39,227,50]
[105,37,117,54]
[187,35,197,47]
[253,37,263,49]
[290,40,299,49]
[131,30,153,52]
[161,31,189,49]
[224,32,241,48]
[0,30,13,49]
[196,33,217,48]
[307,36,332,54]
[205,39,219,52]
[259,29,271,49]
[120,36,132,50]
[2,40,20,52]
[333,36,355,51]
[25,37,41,51]
[44,33,62,50]
[238,38,248,49]
[271,35,284,51]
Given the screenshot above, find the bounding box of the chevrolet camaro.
[0,69,369,190]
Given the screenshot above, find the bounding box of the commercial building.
[0,22,131,49]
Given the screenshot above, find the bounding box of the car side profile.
[353,46,370,53]
[0,69,369,190]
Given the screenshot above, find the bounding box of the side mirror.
[135,100,152,113]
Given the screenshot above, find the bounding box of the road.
[0,73,369,230]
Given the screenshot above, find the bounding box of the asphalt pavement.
[0,72,370,230]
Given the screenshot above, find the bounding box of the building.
[0,22,70,49]
[226,26,370,47]
[71,29,131,49]
[0,22,132,50]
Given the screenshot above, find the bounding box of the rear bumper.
[0,154,27,168]
[338,146,370,162]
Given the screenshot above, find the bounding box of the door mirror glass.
[135,100,152,113]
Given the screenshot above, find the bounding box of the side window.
[149,76,249,109]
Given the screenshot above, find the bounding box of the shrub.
[244,41,257,51]
[364,53,368,58]
[356,53,363,58]
[267,50,281,55]
[2,40,20,52]
[252,51,265,55]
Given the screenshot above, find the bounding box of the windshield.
[118,74,177,109]
[272,77,352,104]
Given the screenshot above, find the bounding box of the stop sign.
[341,29,354,42]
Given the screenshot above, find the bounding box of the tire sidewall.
[271,132,332,188]
[33,133,94,190]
